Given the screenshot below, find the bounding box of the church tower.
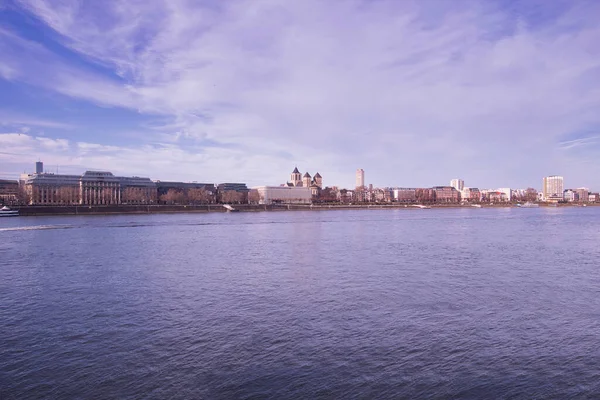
[302,172,312,188]
[314,172,322,188]
[291,167,302,187]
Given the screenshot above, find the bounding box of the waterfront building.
[415,188,435,203]
[589,193,598,202]
[543,176,564,201]
[433,186,460,203]
[496,188,512,202]
[24,173,81,205]
[35,161,44,174]
[253,186,312,205]
[393,188,417,203]
[356,169,365,188]
[80,171,121,205]
[0,179,19,205]
[563,189,576,202]
[450,179,464,191]
[575,188,589,202]
[21,162,157,205]
[286,168,323,191]
[468,188,481,202]
[120,176,157,204]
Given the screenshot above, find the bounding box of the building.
[468,188,481,202]
[24,173,81,205]
[589,193,598,202]
[0,179,19,205]
[286,168,323,190]
[433,186,460,203]
[120,176,158,204]
[575,188,589,202]
[253,186,312,204]
[496,188,512,202]
[543,176,564,201]
[35,161,44,174]
[393,188,417,203]
[563,189,576,202]
[356,168,365,188]
[80,171,121,205]
[450,178,464,191]
[20,162,158,205]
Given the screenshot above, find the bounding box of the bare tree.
[159,189,187,205]
[221,190,244,204]
[188,188,213,204]
[247,189,260,204]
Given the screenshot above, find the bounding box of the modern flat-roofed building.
[356,169,365,188]
[450,179,464,191]
[433,186,460,203]
[393,188,417,203]
[253,186,312,205]
[21,162,157,205]
[543,176,564,201]
[0,179,19,205]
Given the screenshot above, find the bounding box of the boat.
[471,204,482,208]
[222,204,239,212]
[0,206,19,217]
[519,202,539,208]
[410,204,431,209]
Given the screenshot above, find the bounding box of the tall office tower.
[450,178,464,191]
[35,161,44,174]
[542,176,564,201]
[356,169,365,188]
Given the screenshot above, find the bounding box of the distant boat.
[471,204,482,208]
[222,204,239,212]
[519,202,539,208]
[0,206,19,217]
[410,204,431,209]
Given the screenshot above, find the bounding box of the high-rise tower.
[355,169,365,188]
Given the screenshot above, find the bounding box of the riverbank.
[6,202,596,216]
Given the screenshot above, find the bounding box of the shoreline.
[5,203,597,216]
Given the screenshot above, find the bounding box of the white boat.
[410,204,431,209]
[519,202,539,208]
[471,204,482,208]
[0,206,19,217]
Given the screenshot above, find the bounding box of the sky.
[1,0,599,189]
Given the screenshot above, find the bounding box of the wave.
[0,225,74,232]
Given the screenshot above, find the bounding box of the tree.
[318,187,338,203]
[248,189,260,204]
[17,185,31,205]
[188,188,214,204]
[524,188,538,202]
[160,189,187,205]
[221,190,244,204]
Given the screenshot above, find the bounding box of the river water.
[1,208,600,399]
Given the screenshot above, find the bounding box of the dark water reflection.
[1,208,600,398]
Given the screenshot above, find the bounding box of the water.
[1,208,600,399]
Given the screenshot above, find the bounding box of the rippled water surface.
[2,208,600,399]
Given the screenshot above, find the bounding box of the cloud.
[3,0,600,188]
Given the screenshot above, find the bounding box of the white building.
[356,169,365,188]
[253,186,312,205]
[450,178,464,191]
[563,189,575,202]
[496,187,512,202]
[543,176,564,201]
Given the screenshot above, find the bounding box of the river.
[1,208,600,398]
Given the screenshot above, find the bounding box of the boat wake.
[0,225,74,232]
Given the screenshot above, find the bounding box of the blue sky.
[1,0,599,189]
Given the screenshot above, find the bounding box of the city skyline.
[1,1,600,189]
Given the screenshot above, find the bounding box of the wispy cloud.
[1,0,600,188]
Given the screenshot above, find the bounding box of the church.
[286,167,323,196]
